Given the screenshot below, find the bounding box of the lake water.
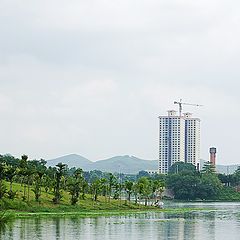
[1,202,240,240]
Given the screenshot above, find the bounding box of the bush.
[218,187,240,201]
[7,190,17,200]
[0,182,7,199]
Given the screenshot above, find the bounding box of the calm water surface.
[1,202,240,240]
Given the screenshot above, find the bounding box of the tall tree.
[137,177,152,206]
[53,163,67,204]
[198,172,222,200]
[125,180,134,203]
[152,179,165,201]
[25,161,35,202]
[5,165,18,199]
[100,178,108,202]
[107,173,116,202]
[67,168,84,205]
[0,162,7,199]
[32,162,46,202]
[166,172,200,200]
[90,178,102,201]
[169,162,196,174]
[201,161,216,174]
[19,155,28,201]
[233,166,240,186]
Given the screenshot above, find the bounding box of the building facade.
[158,110,200,174]
[184,113,201,167]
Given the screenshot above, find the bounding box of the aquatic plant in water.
[0,210,14,231]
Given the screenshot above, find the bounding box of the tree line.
[1,154,240,205]
[0,154,165,206]
[166,161,240,200]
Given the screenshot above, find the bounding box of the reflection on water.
[1,202,240,240]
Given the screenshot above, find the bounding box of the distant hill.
[85,155,157,174]
[47,154,157,174]
[216,164,239,174]
[47,154,239,175]
[200,159,239,174]
[47,154,91,169]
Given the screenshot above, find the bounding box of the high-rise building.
[158,110,185,174]
[158,110,200,174]
[184,113,201,167]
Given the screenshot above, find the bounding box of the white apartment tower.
[158,110,200,174]
[184,113,200,167]
[158,110,185,174]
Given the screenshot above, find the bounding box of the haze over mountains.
[47,154,157,174]
[47,154,239,174]
[47,154,92,169]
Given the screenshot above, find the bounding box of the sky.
[0,0,240,165]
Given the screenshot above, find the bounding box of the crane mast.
[174,99,202,116]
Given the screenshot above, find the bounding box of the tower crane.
[174,99,203,116]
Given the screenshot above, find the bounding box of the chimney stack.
[209,147,217,166]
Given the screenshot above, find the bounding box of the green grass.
[0,182,214,219]
[0,181,154,215]
[0,210,14,231]
[3,207,211,220]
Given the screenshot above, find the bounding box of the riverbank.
[3,206,211,220]
[0,181,156,213]
[2,202,240,240]
[0,182,224,219]
[0,193,158,213]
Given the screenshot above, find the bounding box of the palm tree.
[5,165,18,199]
[137,177,152,206]
[125,180,134,203]
[19,155,28,201]
[81,180,88,200]
[90,179,102,201]
[108,173,116,202]
[0,163,7,199]
[100,178,108,202]
[132,182,140,204]
[25,162,35,202]
[53,163,67,204]
[32,164,46,202]
[67,168,83,205]
[152,180,165,202]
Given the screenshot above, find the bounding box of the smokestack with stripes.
[209,147,217,166]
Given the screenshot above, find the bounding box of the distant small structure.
[146,170,158,175]
[235,185,240,192]
[210,147,217,166]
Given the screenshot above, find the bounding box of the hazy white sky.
[0,0,239,164]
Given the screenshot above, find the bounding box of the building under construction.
[158,100,201,174]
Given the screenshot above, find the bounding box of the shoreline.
[2,198,239,220]
[4,207,213,219]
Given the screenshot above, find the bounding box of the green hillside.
[47,155,239,174]
[47,155,158,174]
[47,154,91,169]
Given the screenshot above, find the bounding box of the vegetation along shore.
[0,154,240,219]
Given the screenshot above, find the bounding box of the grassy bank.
[0,182,216,220]
[0,196,147,212]
[0,181,155,214]
[2,207,211,220]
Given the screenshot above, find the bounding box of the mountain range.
[47,154,157,174]
[47,154,239,174]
